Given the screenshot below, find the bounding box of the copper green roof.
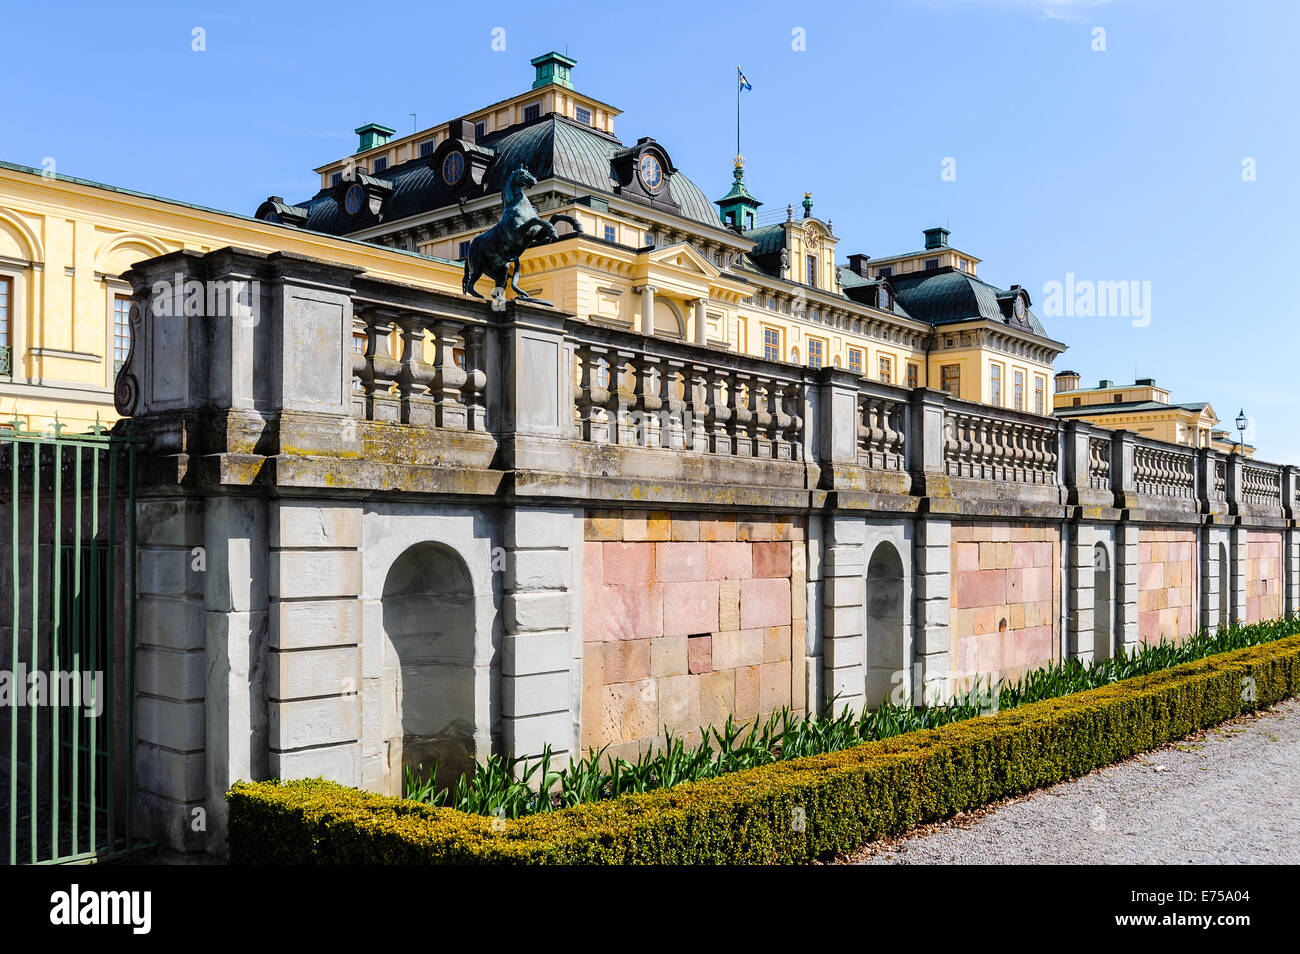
[881,266,1052,338]
[300,114,722,233]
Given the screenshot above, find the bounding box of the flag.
[738,66,752,91]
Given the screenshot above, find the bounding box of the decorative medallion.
[638,153,664,193]
[804,224,819,249]
[442,151,465,186]
[1013,296,1027,321]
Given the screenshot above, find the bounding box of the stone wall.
[1245,530,1285,624]
[950,523,1060,685]
[581,509,805,757]
[1137,529,1197,644]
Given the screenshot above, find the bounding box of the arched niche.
[865,541,906,709]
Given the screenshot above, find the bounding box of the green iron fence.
[1,419,141,864]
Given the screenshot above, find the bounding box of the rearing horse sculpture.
[462,165,582,309]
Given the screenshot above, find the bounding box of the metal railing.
[0,420,141,864]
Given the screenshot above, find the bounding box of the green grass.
[403,615,1300,818]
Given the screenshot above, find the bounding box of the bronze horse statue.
[462,165,582,308]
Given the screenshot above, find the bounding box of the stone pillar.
[1067,522,1096,661]
[909,388,947,474]
[267,501,363,788]
[1115,521,1141,651]
[1286,526,1300,616]
[133,496,207,856]
[818,368,861,466]
[1200,525,1231,634]
[693,298,708,346]
[638,284,657,337]
[804,515,824,715]
[914,518,951,703]
[203,495,270,856]
[1229,524,1248,624]
[502,506,583,764]
[822,515,866,715]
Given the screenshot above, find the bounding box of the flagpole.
[736,66,741,158]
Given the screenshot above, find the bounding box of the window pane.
[113,294,132,372]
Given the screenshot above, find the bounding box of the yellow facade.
[1052,374,1236,451]
[0,162,463,432]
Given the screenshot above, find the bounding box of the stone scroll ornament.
[462,165,582,311]
[113,298,142,416]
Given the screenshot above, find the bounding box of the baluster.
[365,307,401,423]
[729,372,752,457]
[636,355,663,448]
[461,325,489,431]
[397,316,435,426]
[706,369,732,455]
[576,343,611,444]
[431,319,467,428]
[782,381,803,461]
[752,376,774,459]
[688,363,710,452]
[660,359,686,451]
[608,351,637,446]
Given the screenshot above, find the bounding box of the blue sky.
[4,0,1296,460]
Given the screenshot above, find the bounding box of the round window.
[442,151,465,186]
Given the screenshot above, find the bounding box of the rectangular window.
[806,255,817,288]
[474,121,486,139]
[877,266,892,278]
[523,103,541,122]
[807,338,824,369]
[1113,394,1124,403]
[990,363,1003,406]
[112,294,131,373]
[575,106,592,125]
[941,364,960,398]
[924,257,940,270]
[1034,376,1046,415]
[331,172,342,187]
[604,225,616,242]
[0,276,11,375]
[1013,370,1025,411]
[959,258,970,272]
[457,241,469,260]
[847,348,863,376]
[906,363,919,388]
[419,140,435,157]
[372,156,387,173]
[763,327,781,362]
[878,355,893,385]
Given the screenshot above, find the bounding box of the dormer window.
[575,106,592,125]
[877,287,891,310]
[523,102,541,122]
[372,156,388,173]
[1013,296,1027,321]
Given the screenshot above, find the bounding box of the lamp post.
[1235,408,1248,456]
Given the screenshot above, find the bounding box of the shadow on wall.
[381,541,481,793]
[865,542,905,708]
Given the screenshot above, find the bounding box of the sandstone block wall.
[950,522,1060,685]
[1245,530,1284,624]
[1137,529,1196,644]
[581,509,806,758]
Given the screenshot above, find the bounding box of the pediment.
[645,242,719,279]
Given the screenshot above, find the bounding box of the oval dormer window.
[343,183,365,216]
[442,151,465,186]
[263,211,280,224]
[877,287,891,310]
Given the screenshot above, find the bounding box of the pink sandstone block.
[590,584,663,641]
[662,580,720,636]
[706,541,752,580]
[740,578,791,630]
[955,543,980,571]
[1021,566,1054,603]
[603,542,656,585]
[687,634,712,674]
[751,542,791,579]
[583,545,603,592]
[655,542,708,582]
[1138,561,1164,592]
[956,570,1005,610]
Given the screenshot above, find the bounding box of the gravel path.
[848,697,1300,865]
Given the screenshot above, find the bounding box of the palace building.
[269,52,1064,415]
[0,49,1152,434]
[1052,372,1256,458]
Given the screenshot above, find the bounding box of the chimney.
[847,253,871,278]
[1054,370,1080,393]
[355,122,395,154]
[531,51,577,90]
[1135,377,1156,387]
[923,227,950,250]
[448,118,477,143]
[1099,379,1113,388]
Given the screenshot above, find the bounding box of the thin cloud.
[913,0,1123,21]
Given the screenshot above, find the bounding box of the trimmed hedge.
[228,634,1300,864]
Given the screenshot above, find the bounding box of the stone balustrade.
[1132,440,1196,499]
[1241,462,1283,509]
[856,387,907,471]
[1087,436,1111,490]
[942,403,1059,485]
